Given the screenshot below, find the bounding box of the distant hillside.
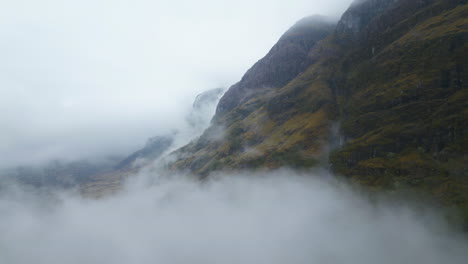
[0,158,120,190]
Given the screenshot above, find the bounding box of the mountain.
[170,0,468,222]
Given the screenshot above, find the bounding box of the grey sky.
[0,0,352,168]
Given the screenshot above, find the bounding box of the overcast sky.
[0,0,352,168]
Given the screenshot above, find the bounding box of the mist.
[4,1,466,262]
[0,0,352,168]
[0,169,466,264]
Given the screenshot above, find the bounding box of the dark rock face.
[214,16,336,121]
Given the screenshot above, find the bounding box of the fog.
[0,169,466,264]
[0,0,352,168]
[2,1,467,263]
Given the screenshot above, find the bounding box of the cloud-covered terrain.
[0,169,466,264]
[0,0,352,168]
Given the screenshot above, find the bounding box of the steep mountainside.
[171,0,468,221]
[332,0,468,205]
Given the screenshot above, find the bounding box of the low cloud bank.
[0,169,466,264]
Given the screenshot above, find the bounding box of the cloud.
[0,0,353,168]
[0,169,466,264]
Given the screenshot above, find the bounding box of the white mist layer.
[0,170,467,264]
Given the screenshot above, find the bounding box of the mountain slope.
[171,0,468,221]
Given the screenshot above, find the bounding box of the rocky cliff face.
[331,0,467,209]
[171,0,468,221]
